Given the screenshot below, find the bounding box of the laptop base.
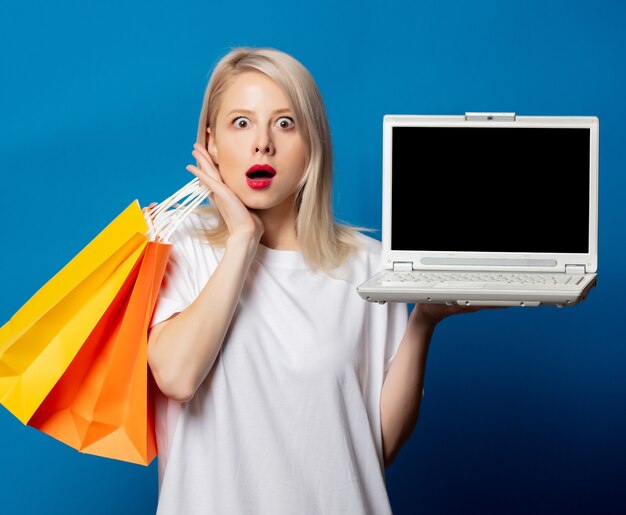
[357,272,597,307]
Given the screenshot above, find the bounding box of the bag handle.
[145,178,210,242]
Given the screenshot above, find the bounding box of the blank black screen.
[391,127,590,253]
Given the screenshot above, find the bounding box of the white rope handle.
[145,178,210,242]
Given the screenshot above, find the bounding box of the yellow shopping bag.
[0,201,149,423]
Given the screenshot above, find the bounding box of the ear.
[206,127,219,165]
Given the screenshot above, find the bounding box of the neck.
[255,197,299,250]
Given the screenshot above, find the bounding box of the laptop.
[357,113,599,307]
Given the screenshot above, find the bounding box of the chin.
[238,194,275,210]
[243,200,281,211]
[241,194,295,213]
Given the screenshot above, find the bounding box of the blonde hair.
[195,47,360,272]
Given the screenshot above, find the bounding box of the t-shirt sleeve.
[383,301,409,378]
[151,246,195,327]
[150,214,220,328]
[353,232,409,380]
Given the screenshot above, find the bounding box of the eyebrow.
[225,108,293,117]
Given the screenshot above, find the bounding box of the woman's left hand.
[409,302,503,328]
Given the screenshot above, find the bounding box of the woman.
[147,47,475,514]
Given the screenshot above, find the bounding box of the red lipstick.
[246,164,276,190]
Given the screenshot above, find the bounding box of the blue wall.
[1,1,624,513]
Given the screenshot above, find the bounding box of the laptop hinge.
[465,112,516,122]
[565,264,586,274]
[393,261,413,272]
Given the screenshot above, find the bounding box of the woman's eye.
[233,117,249,128]
[276,117,295,129]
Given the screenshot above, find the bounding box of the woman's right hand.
[187,142,264,243]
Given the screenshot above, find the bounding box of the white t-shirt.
[150,212,408,515]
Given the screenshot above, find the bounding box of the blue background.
[1,0,625,513]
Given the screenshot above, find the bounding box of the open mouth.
[246,164,276,179]
[246,170,276,179]
[246,164,276,190]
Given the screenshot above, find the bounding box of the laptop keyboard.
[382,271,583,286]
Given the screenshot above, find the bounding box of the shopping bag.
[0,201,149,423]
[1,178,208,465]
[29,241,171,465]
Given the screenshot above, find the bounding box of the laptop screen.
[391,126,591,253]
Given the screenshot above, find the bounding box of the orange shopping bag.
[29,242,171,465]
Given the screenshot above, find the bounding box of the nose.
[255,144,274,154]
[254,128,275,156]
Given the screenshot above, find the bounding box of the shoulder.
[336,231,382,281]
[353,231,382,254]
[352,232,382,264]
[165,208,223,267]
[167,208,219,242]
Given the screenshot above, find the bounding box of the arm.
[148,232,258,402]
[380,303,484,466]
[147,143,263,402]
